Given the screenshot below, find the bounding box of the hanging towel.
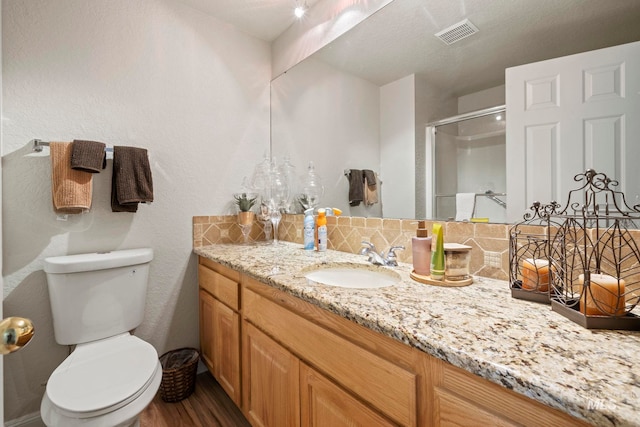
[455,193,476,222]
[363,169,378,206]
[71,140,107,173]
[50,142,93,214]
[111,146,153,212]
[348,169,363,206]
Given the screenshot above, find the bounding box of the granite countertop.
[194,242,640,427]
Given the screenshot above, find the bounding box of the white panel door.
[506,41,640,222]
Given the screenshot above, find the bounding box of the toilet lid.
[46,334,159,417]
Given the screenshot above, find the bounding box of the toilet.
[40,248,162,427]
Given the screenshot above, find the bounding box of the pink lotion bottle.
[412,221,432,276]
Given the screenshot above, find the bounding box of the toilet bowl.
[41,248,160,427]
[41,334,162,427]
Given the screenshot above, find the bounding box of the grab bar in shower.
[435,191,507,209]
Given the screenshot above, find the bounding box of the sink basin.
[302,263,401,289]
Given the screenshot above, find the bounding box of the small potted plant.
[234,193,257,225]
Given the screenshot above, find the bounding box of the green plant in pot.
[234,193,257,225]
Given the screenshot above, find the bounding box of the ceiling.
[179,0,640,96]
[311,0,640,96]
[176,0,322,41]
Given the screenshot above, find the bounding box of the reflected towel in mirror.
[348,169,363,206]
[363,169,378,205]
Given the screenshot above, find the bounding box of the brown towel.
[348,169,363,206]
[71,140,107,173]
[50,142,93,214]
[363,169,378,206]
[111,146,153,212]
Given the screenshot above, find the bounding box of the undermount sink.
[302,263,401,289]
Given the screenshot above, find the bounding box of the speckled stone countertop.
[194,242,640,427]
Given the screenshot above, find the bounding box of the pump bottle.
[412,221,432,276]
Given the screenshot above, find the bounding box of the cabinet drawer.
[244,287,417,427]
[198,263,239,310]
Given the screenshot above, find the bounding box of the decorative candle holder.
[547,169,640,330]
[509,201,562,304]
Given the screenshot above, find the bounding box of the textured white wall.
[0,0,4,421]
[2,0,269,421]
[380,74,458,220]
[380,75,415,219]
[271,57,381,217]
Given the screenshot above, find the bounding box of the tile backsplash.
[193,214,514,280]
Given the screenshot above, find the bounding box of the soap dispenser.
[412,221,432,276]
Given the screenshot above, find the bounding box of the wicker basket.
[158,347,200,402]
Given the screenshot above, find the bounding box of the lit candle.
[579,273,626,316]
[521,258,549,292]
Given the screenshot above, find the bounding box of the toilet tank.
[43,248,153,345]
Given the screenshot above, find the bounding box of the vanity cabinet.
[242,277,414,426]
[198,257,592,427]
[198,258,241,406]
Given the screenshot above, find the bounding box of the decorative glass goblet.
[258,202,272,242]
[239,223,252,244]
[268,167,288,245]
[268,199,283,245]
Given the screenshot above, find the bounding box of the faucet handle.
[384,245,405,266]
[359,240,377,255]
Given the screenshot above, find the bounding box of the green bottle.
[430,223,445,280]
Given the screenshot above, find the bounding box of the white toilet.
[40,248,162,427]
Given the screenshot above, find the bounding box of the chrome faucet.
[359,241,404,267]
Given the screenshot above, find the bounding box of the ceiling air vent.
[435,19,479,45]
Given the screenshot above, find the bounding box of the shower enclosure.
[426,105,507,223]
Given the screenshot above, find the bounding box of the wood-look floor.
[140,371,251,427]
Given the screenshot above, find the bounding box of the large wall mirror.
[271,0,640,222]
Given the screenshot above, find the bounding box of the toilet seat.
[46,333,159,419]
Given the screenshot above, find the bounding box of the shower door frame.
[425,104,506,219]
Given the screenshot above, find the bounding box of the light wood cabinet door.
[199,289,215,373]
[243,322,300,427]
[300,363,398,427]
[213,298,241,405]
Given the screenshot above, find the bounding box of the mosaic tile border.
[193,214,517,280]
[193,214,640,281]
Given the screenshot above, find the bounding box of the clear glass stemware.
[269,200,282,245]
[268,167,288,245]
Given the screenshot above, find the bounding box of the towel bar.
[343,169,382,183]
[32,139,114,159]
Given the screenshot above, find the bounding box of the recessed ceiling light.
[294,1,308,18]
